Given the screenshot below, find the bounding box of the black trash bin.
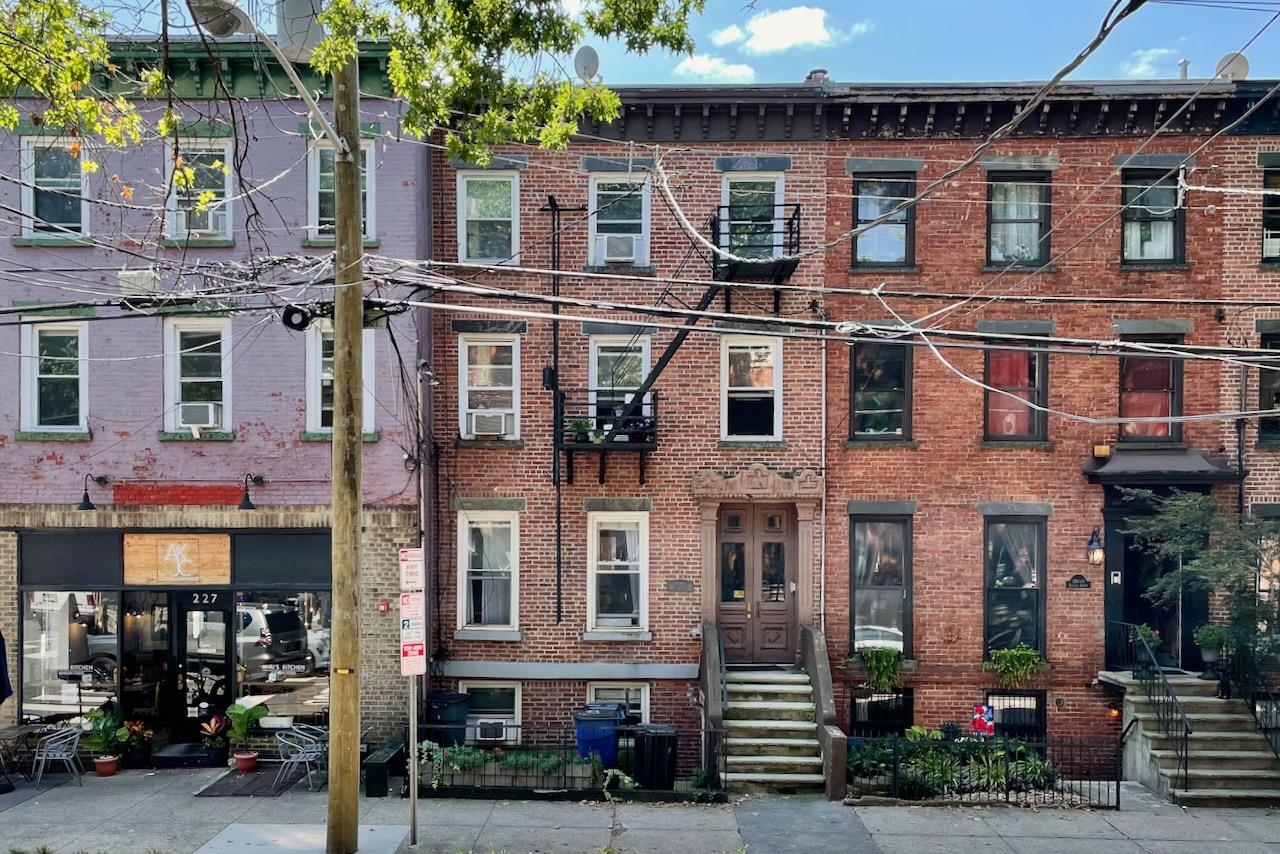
[424,691,470,747]
[633,724,678,790]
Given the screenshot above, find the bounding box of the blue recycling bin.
[574,707,623,766]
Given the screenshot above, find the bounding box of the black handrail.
[1225,639,1280,761]
[1105,620,1193,791]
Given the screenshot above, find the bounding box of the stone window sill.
[454,628,522,642]
[157,430,235,442]
[14,430,92,442]
[300,431,380,443]
[847,265,919,275]
[981,264,1057,273]
[159,237,234,248]
[1256,440,1280,450]
[717,439,787,449]
[582,630,653,642]
[11,236,91,247]
[981,439,1052,450]
[845,438,917,448]
[1117,262,1189,272]
[301,237,380,248]
[457,437,525,448]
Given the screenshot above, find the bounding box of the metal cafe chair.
[274,730,326,791]
[32,727,84,788]
[292,723,328,743]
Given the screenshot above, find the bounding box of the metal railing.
[846,734,1122,809]
[1105,620,1193,790]
[706,203,802,281]
[557,389,659,448]
[1225,639,1280,761]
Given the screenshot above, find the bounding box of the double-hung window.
[721,336,781,439]
[21,139,87,236]
[589,335,650,439]
[168,140,233,240]
[304,322,376,433]
[851,517,911,656]
[988,174,1050,266]
[1260,334,1280,443]
[1264,169,1280,262]
[164,319,231,432]
[458,681,521,745]
[1119,338,1181,441]
[589,176,649,265]
[722,175,783,259]
[850,342,911,439]
[458,172,518,262]
[458,336,519,439]
[985,346,1047,441]
[20,322,87,432]
[1122,170,1183,264]
[587,512,649,632]
[587,683,649,726]
[852,175,914,267]
[457,512,518,630]
[984,518,1045,653]
[309,141,374,240]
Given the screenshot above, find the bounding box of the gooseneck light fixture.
[78,474,109,511]
[239,473,265,511]
[1087,527,1106,566]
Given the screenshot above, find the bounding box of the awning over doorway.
[1082,447,1243,486]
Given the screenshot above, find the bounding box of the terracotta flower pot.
[94,755,120,777]
[234,751,259,773]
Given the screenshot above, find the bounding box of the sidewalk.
[0,769,1276,854]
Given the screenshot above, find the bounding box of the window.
[234,589,331,719]
[458,172,518,262]
[721,336,782,439]
[1260,335,1280,443]
[21,138,87,235]
[457,512,518,630]
[589,176,649,265]
[985,691,1047,741]
[985,519,1045,653]
[164,319,231,432]
[21,591,118,720]
[587,683,649,726]
[168,140,232,239]
[1119,340,1181,441]
[305,323,376,432]
[587,512,649,631]
[850,691,914,738]
[1122,170,1183,264]
[458,681,521,744]
[988,174,1050,266]
[589,335,650,437]
[458,335,519,439]
[1263,170,1280,262]
[852,175,914,267]
[308,141,374,240]
[722,174,783,259]
[985,347,1047,441]
[851,518,911,656]
[20,322,87,431]
[851,342,910,439]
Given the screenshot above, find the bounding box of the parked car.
[237,605,314,682]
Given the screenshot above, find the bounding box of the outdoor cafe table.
[0,723,44,782]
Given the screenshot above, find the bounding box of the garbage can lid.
[574,708,622,721]
[426,691,469,704]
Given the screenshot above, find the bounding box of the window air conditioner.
[176,206,227,237]
[596,234,644,265]
[467,411,511,438]
[118,268,159,297]
[178,401,222,428]
[474,719,509,742]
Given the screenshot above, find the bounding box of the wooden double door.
[717,505,797,663]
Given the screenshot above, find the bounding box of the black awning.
[1083,448,1244,486]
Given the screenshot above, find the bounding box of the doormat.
[195,763,310,797]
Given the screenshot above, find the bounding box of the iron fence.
[1105,620,1192,789]
[1224,638,1280,761]
[846,734,1121,809]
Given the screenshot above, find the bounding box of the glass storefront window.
[21,591,118,721]
[234,590,331,722]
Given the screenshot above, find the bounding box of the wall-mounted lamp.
[1107,702,1122,719]
[239,473,265,510]
[1087,527,1106,566]
[78,474,109,511]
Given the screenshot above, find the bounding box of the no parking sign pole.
[399,548,426,846]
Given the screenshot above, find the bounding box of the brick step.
[724,671,811,685]
[1161,768,1280,789]
[1150,749,1280,771]
[725,736,821,758]
[724,700,816,721]
[1171,789,1280,808]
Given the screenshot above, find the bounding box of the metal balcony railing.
[706,203,802,282]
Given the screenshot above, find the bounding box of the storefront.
[17,529,332,743]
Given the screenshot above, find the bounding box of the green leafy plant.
[984,643,1045,689]
[854,647,902,693]
[600,767,638,802]
[1130,623,1160,649]
[225,702,269,749]
[443,745,489,772]
[1193,624,1230,650]
[569,418,593,441]
[82,704,123,754]
[499,749,563,775]
[200,715,230,749]
[904,725,943,743]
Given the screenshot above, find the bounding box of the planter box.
[437,760,595,790]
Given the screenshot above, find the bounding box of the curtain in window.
[990,183,1041,263]
[466,522,512,626]
[596,525,640,626]
[1120,355,1173,437]
[987,350,1034,436]
[986,522,1041,651]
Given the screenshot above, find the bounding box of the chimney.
[1178,58,1189,80]
[805,68,829,84]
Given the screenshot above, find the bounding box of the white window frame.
[457,680,522,745]
[720,335,783,440]
[586,511,650,633]
[304,322,376,433]
[458,334,520,439]
[588,334,651,434]
[307,139,376,240]
[19,321,88,432]
[588,174,650,265]
[163,317,232,432]
[457,171,520,263]
[165,138,234,239]
[720,172,785,258]
[456,510,520,632]
[586,682,650,724]
[20,138,88,236]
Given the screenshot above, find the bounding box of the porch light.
[1087,527,1105,566]
[239,473,265,510]
[78,474,108,511]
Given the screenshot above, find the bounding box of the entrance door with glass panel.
[171,591,233,737]
[718,505,796,663]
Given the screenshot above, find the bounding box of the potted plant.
[1193,624,1230,680]
[93,753,120,777]
[226,702,270,772]
[116,720,153,768]
[621,415,656,444]
[983,643,1046,689]
[200,714,230,767]
[851,646,902,693]
[568,418,593,444]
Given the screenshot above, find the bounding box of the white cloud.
[849,18,874,38]
[710,23,744,47]
[672,54,756,83]
[743,6,838,55]
[559,0,594,18]
[1120,47,1177,78]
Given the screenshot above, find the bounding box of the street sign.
[399,547,425,590]
[401,642,426,676]
[400,590,427,676]
[400,591,424,621]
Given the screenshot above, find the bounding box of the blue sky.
[586,0,1280,86]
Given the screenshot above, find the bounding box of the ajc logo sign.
[123,534,231,586]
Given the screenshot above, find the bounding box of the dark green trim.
[1256,319,1280,334]
[1251,502,1280,518]
[300,431,380,443]
[1258,153,1280,168]
[154,301,230,316]
[13,122,68,137]
[158,237,234,249]
[301,238,380,249]
[157,430,235,442]
[299,122,381,138]
[14,430,92,442]
[177,121,233,138]
[11,300,94,318]
[11,236,91,247]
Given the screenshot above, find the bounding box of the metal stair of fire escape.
[722,667,825,791]
[1131,674,1280,808]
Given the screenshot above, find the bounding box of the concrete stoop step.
[722,668,824,793]
[1172,789,1280,808]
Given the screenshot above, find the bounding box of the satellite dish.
[574,45,600,83]
[1215,52,1249,82]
